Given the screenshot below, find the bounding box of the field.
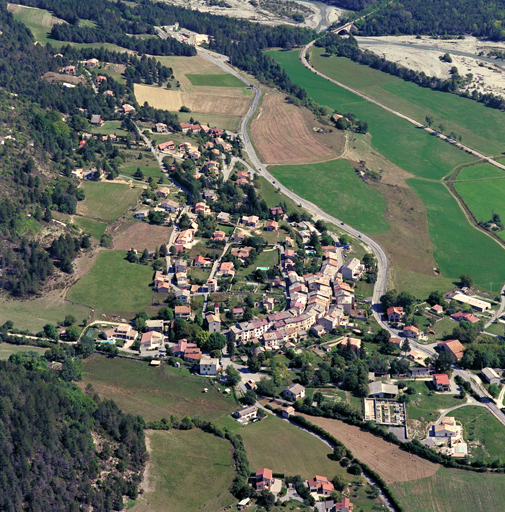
[73,216,107,239]
[90,120,128,137]
[186,73,244,87]
[237,249,279,277]
[310,50,505,157]
[268,50,474,180]
[299,414,439,484]
[0,343,48,360]
[133,429,235,512]
[408,179,505,288]
[455,162,505,181]
[391,466,505,512]
[250,90,343,164]
[451,405,505,462]
[8,4,65,45]
[67,251,153,312]
[176,111,242,132]
[82,355,235,422]
[270,159,389,234]
[76,182,142,222]
[112,221,172,251]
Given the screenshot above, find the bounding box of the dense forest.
[0,356,146,511]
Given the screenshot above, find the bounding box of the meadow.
[185,73,245,87]
[391,466,505,512]
[77,182,141,222]
[82,355,235,422]
[270,159,389,234]
[455,162,505,181]
[0,343,48,360]
[67,251,153,312]
[174,111,242,132]
[268,50,474,180]
[90,121,128,137]
[310,50,505,156]
[132,429,235,512]
[8,4,65,45]
[73,216,107,239]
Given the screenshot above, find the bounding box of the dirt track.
[300,414,439,484]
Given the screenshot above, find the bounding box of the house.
[146,319,164,332]
[85,58,99,67]
[341,258,363,281]
[90,114,103,126]
[270,206,284,219]
[282,406,295,418]
[231,247,252,261]
[403,325,420,338]
[101,324,138,342]
[194,255,211,267]
[133,209,150,220]
[434,417,459,437]
[217,212,230,223]
[155,122,168,133]
[433,373,451,392]
[176,289,191,304]
[174,258,187,274]
[308,475,334,496]
[284,249,296,260]
[103,90,114,96]
[203,189,217,202]
[390,337,404,350]
[437,339,465,361]
[262,297,275,313]
[256,468,273,490]
[432,304,444,314]
[334,497,354,512]
[174,306,191,319]
[199,356,220,376]
[340,336,361,352]
[241,215,260,228]
[212,230,226,242]
[176,230,194,245]
[283,383,306,401]
[156,187,170,198]
[387,306,404,322]
[172,338,196,357]
[184,348,202,363]
[179,122,191,133]
[158,141,175,151]
[190,150,201,161]
[122,104,136,115]
[194,202,210,215]
[233,405,258,421]
[310,324,326,338]
[205,311,221,333]
[451,311,480,324]
[482,367,501,386]
[233,307,245,317]
[176,273,189,288]
[266,221,279,232]
[411,367,431,377]
[218,261,235,277]
[140,331,164,350]
[61,65,76,74]
[159,199,180,213]
[206,278,218,293]
[368,381,398,399]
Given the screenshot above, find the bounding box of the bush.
[347,463,362,476]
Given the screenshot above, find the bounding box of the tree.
[81,235,91,249]
[140,248,149,264]
[43,323,58,340]
[63,315,77,327]
[331,473,347,491]
[243,389,257,405]
[339,234,351,246]
[347,463,362,476]
[256,377,277,397]
[434,351,455,373]
[460,273,474,288]
[77,336,95,358]
[427,290,444,307]
[160,244,168,257]
[207,333,226,351]
[65,325,81,342]
[489,384,500,398]
[226,366,241,386]
[248,356,261,373]
[227,338,235,357]
[157,306,173,320]
[61,358,83,382]
[425,115,434,127]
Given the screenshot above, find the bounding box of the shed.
[482,367,501,386]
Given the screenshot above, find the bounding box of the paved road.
[484,283,505,328]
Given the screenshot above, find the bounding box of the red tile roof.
[433,373,450,386]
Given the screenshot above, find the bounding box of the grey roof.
[369,381,398,396]
[482,367,500,380]
[285,383,305,395]
[234,405,257,418]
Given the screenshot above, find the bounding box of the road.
[484,283,505,328]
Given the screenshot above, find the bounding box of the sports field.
[270,159,389,234]
[186,73,244,87]
[133,429,235,512]
[268,50,474,180]
[67,250,153,311]
[408,179,505,287]
[82,354,235,422]
[76,182,141,222]
[310,50,505,156]
[73,216,107,239]
[391,466,505,512]
[455,162,505,181]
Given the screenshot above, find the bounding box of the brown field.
[112,220,173,252]
[300,414,439,484]
[134,84,252,116]
[250,90,344,165]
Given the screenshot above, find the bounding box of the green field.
[186,73,245,87]
[237,249,280,277]
[67,251,153,311]
[455,163,505,181]
[392,268,455,299]
[407,179,505,288]
[9,4,65,45]
[90,120,129,137]
[120,163,163,180]
[268,50,474,180]
[133,429,235,512]
[310,50,505,156]
[82,354,235,422]
[270,159,389,234]
[73,216,107,239]
[176,112,241,132]
[391,466,505,512]
[0,343,48,360]
[451,405,505,462]
[77,182,141,222]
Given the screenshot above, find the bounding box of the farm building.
[482,367,501,385]
[447,292,491,312]
[368,382,398,399]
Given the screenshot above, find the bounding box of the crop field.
[0,343,48,360]
[408,179,505,287]
[310,50,505,156]
[299,414,439,484]
[67,250,153,311]
[270,159,389,234]
[82,355,235,422]
[455,162,505,181]
[132,429,235,512]
[250,90,343,164]
[73,216,107,239]
[112,221,172,251]
[268,50,474,180]
[186,73,244,87]
[8,4,65,45]
[76,182,141,222]
[176,111,242,132]
[391,466,505,512]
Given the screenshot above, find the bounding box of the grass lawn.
[268,50,474,180]
[73,216,107,239]
[392,267,456,300]
[77,182,141,222]
[391,466,505,512]
[90,121,129,137]
[270,159,389,234]
[407,179,505,288]
[189,267,211,282]
[484,322,505,336]
[428,316,457,341]
[455,162,505,181]
[9,4,64,45]
[185,73,245,87]
[82,354,236,422]
[132,429,235,512]
[310,50,505,156]
[0,343,48,360]
[217,223,235,236]
[67,251,153,311]
[451,405,505,462]
[237,249,279,277]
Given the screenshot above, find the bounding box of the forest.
[0,356,146,511]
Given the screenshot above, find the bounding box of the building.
[283,383,306,401]
[266,221,279,232]
[212,230,226,242]
[101,324,138,342]
[156,187,170,198]
[217,212,230,223]
[175,289,191,304]
[173,258,187,274]
[195,202,210,215]
[146,319,164,332]
[434,417,459,437]
[158,141,175,151]
[334,498,354,512]
[122,104,136,115]
[159,199,180,213]
[433,373,451,392]
[308,475,334,496]
[233,405,258,421]
[432,304,444,314]
[387,306,403,322]
[238,498,251,510]
[368,381,398,399]
[134,209,149,220]
[176,229,194,245]
[90,114,103,126]
[172,339,196,358]
[205,311,221,333]
[140,331,164,350]
[241,215,260,228]
[403,325,420,338]
[155,122,168,133]
[174,306,191,319]
[256,468,273,491]
[85,58,99,67]
[199,357,220,376]
[447,292,491,312]
[451,311,480,324]
[482,367,501,386]
[437,339,465,361]
[282,406,295,418]
[341,258,363,281]
[218,261,235,277]
[184,348,202,363]
[194,255,211,267]
[270,206,284,219]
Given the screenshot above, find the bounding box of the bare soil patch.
[112,220,173,252]
[300,414,439,484]
[250,90,344,164]
[42,72,87,85]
